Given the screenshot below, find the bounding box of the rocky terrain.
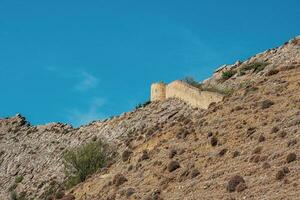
[1,36,300,200]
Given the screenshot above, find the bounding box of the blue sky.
[0,0,299,126]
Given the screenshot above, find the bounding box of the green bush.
[63,140,112,189]
[10,191,17,200]
[221,70,237,80]
[241,61,269,73]
[15,176,23,183]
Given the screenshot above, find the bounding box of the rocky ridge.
[0,36,300,200]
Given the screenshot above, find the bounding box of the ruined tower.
[151,82,166,101]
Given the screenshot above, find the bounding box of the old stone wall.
[151,80,224,109]
[151,83,166,101]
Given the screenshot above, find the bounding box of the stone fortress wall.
[151,82,166,101]
[151,80,224,109]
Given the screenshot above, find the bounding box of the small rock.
[139,150,150,162]
[227,175,246,192]
[236,182,247,192]
[190,169,200,178]
[276,170,285,180]
[279,131,287,138]
[282,166,290,174]
[258,135,266,142]
[271,126,279,134]
[122,149,133,162]
[210,136,218,146]
[218,148,228,157]
[261,100,274,109]
[266,69,279,76]
[287,139,297,147]
[207,132,213,138]
[246,127,256,137]
[113,173,128,187]
[232,151,240,158]
[286,153,297,163]
[168,161,180,172]
[168,149,177,159]
[126,188,135,198]
[176,128,190,139]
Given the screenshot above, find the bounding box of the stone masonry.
[150,80,224,109]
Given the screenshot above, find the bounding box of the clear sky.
[0,0,299,126]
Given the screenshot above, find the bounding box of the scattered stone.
[207,132,213,138]
[227,175,246,192]
[276,170,285,180]
[232,151,240,158]
[271,126,279,134]
[286,153,297,163]
[168,161,180,172]
[279,131,287,138]
[127,165,133,171]
[176,128,190,139]
[236,182,247,192]
[190,169,200,178]
[246,127,256,137]
[126,188,135,198]
[113,173,128,187]
[261,100,274,109]
[266,69,279,76]
[210,136,218,147]
[282,166,290,174]
[168,149,177,159]
[287,139,297,147]
[122,149,133,162]
[218,148,228,157]
[258,135,266,142]
[262,162,271,169]
[139,150,150,162]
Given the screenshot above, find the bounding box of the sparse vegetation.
[40,181,65,200]
[10,191,17,200]
[15,176,23,183]
[8,183,17,192]
[135,100,151,110]
[182,77,202,89]
[221,70,237,80]
[63,140,113,189]
[202,86,234,96]
[240,61,269,73]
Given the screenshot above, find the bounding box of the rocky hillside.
[0,99,200,199]
[0,36,299,200]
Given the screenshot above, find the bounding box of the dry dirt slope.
[0,95,201,199]
[70,39,300,200]
[0,36,299,200]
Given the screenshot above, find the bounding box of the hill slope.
[71,37,300,200]
[0,36,299,200]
